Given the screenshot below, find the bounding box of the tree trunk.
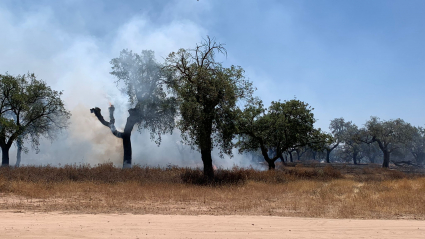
[325,149,331,163]
[279,153,285,163]
[259,144,276,170]
[267,160,276,170]
[122,109,138,169]
[16,139,22,167]
[201,148,214,180]
[1,146,10,166]
[289,151,293,163]
[382,150,390,168]
[122,134,132,168]
[91,105,139,169]
[353,151,358,165]
[199,117,214,180]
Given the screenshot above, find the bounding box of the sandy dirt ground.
[0,211,424,239]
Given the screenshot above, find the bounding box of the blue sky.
[1,0,424,166]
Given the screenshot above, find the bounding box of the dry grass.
[0,163,424,219]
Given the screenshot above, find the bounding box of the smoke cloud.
[0,2,261,169]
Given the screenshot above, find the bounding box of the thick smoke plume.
[0,3,261,169]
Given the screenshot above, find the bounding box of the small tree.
[0,73,71,166]
[323,118,349,163]
[164,37,254,179]
[237,99,318,170]
[409,126,425,165]
[364,117,415,168]
[340,122,364,165]
[91,50,176,168]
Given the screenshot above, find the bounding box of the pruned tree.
[91,50,176,168]
[363,116,415,168]
[236,99,319,170]
[0,73,71,166]
[164,37,254,179]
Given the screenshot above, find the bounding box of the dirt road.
[1,212,424,238]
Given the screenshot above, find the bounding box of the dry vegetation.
[0,163,424,219]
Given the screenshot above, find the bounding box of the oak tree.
[0,73,71,166]
[237,99,318,170]
[363,117,415,168]
[164,37,254,179]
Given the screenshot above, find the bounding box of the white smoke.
[0,2,260,169]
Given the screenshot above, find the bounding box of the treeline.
[1,37,422,180]
[250,117,424,169]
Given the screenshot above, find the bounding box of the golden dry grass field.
[0,163,424,219]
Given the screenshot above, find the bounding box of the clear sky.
[1,0,424,167]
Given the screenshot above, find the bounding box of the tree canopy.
[364,116,415,168]
[236,99,319,170]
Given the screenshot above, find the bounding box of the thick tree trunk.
[289,152,293,163]
[382,150,390,168]
[325,149,331,163]
[267,160,276,170]
[374,139,390,168]
[122,108,138,169]
[199,116,214,180]
[122,134,132,168]
[353,151,358,165]
[201,148,214,180]
[1,146,10,166]
[259,144,276,170]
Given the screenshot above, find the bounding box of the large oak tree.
[0,73,71,166]
[164,37,254,179]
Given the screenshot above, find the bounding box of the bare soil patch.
[1,212,424,239]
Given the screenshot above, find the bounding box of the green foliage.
[236,98,319,168]
[0,73,71,161]
[324,118,350,150]
[364,116,415,152]
[364,116,416,167]
[164,37,254,157]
